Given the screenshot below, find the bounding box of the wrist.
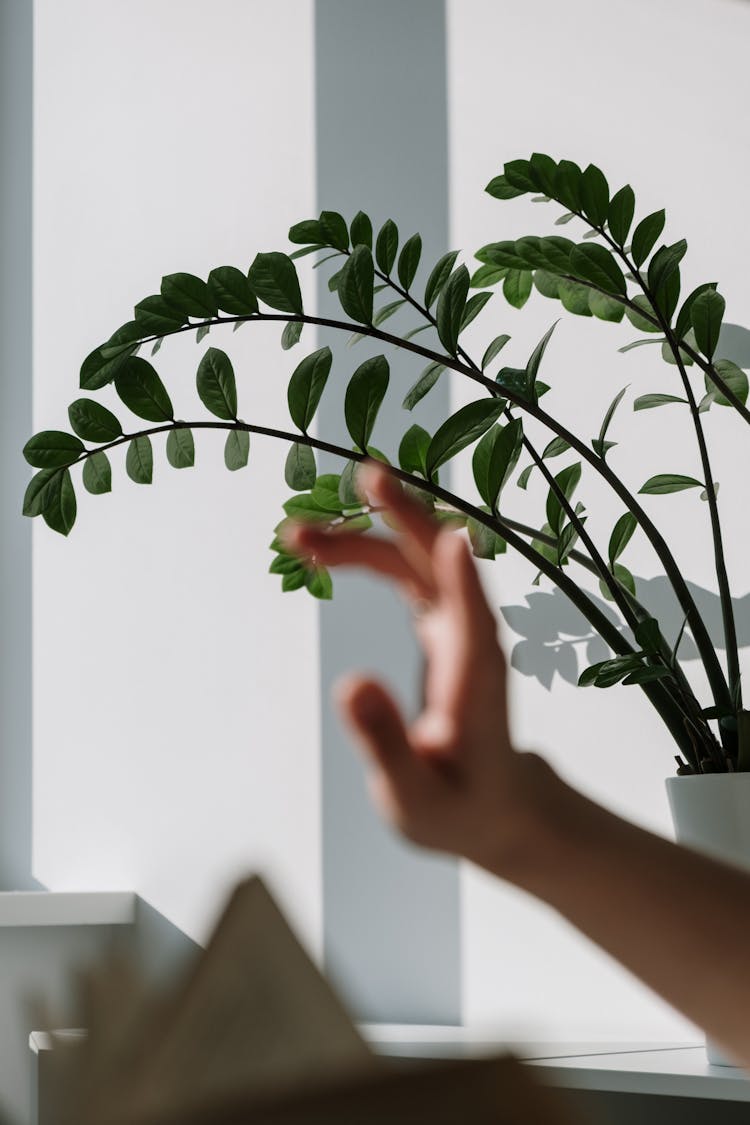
[479,752,589,895]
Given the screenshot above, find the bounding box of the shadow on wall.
[501,321,750,690]
[501,581,750,691]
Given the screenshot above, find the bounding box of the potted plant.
[21,152,749,959]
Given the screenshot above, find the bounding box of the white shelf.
[0,891,136,927]
[362,1025,750,1102]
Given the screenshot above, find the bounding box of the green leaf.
[621,665,672,686]
[195,324,210,344]
[305,567,333,599]
[398,424,431,476]
[569,243,626,296]
[375,219,399,275]
[126,435,153,484]
[618,337,663,354]
[517,464,534,490]
[675,282,717,340]
[485,173,526,200]
[98,320,145,359]
[338,459,360,506]
[542,436,570,459]
[482,334,511,370]
[634,617,662,654]
[402,361,444,411]
[133,295,187,335]
[80,341,137,392]
[661,334,694,366]
[555,211,577,226]
[224,430,250,470]
[436,266,470,353]
[350,211,373,249]
[196,347,238,420]
[281,320,303,350]
[287,347,333,432]
[526,322,558,398]
[634,393,688,410]
[319,210,349,252]
[41,468,76,536]
[478,241,530,271]
[706,358,749,407]
[114,356,174,423]
[581,652,645,686]
[579,164,609,227]
[161,273,218,319]
[608,512,637,567]
[624,294,660,333]
[654,266,681,321]
[691,289,725,360]
[639,473,703,495]
[546,462,582,536]
[23,467,60,517]
[285,442,317,490]
[502,268,532,309]
[470,263,507,288]
[631,209,665,268]
[529,152,558,195]
[486,419,523,508]
[345,355,390,451]
[596,385,628,454]
[68,399,122,443]
[472,425,499,506]
[553,160,583,211]
[82,451,112,495]
[279,568,306,592]
[496,366,530,399]
[460,291,492,331]
[338,244,374,324]
[516,235,574,273]
[647,240,687,295]
[533,270,560,299]
[166,428,195,469]
[270,552,305,576]
[467,515,506,559]
[248,252,303,314]
[425,250,460,308]
[426,398,506,478]
[588,290,624,322]
[397,233,422,291]
[607,185,635,247]
[372,299,405,328]
[289,218,324,245]
[503,159,536,191]
[557,278,592,316]
[23,431,84,469]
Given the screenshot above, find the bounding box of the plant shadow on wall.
[501,579,750,691]
[502,316,750,691]
[21,154,750,776]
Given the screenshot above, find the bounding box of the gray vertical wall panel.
[315,0,461,1024]
[0,0,35,890]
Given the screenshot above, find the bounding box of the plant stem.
[123,306,733,716]
[592,225,741,716]
[65,416,700,766]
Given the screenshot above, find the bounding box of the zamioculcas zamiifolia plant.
[23,154,750,775]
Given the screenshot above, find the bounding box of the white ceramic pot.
[666,773,750,1066]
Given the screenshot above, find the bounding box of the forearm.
[493,755,750,1065]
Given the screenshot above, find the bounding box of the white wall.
[32,0,321,950]
[449,0,750,1038]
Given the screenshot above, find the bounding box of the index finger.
[358,461,442,581]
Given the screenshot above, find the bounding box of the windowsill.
[0,890,136,927]
[361,1026,749,1101]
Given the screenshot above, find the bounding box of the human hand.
[283,462,555,876]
